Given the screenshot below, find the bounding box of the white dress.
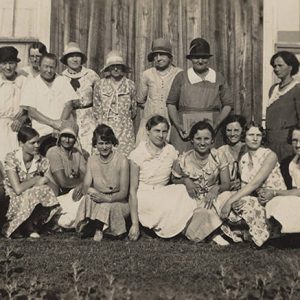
[129,141,196,238]
[266,155,300,233]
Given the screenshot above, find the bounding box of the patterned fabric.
[172,149,228,241]
[93,77,137,157]
[3,148,59,237]
[62,67,100,153]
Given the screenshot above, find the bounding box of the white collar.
[187,67,216,84]
[15,147,42,173]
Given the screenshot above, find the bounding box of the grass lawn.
[1,232,300,299]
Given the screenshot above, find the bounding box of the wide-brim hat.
[147,38,173,62]
[101,50,131,73]
[186,38,213,59]
[0,46,21,63]
[59,120,79,138]
[60,42,87,65]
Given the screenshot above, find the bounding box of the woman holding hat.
[136,38,182,145]
[60,42,100,154]
[93,51,137,157]
[46,120,86,228]
[167,38,233,153]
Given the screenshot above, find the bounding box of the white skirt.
[266,196,300,233]
[137,183,197,238]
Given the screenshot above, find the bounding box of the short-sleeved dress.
[172,148,229,241]
[166,68,232,152]
[3,148,59,237]
[266,155,300,233]
[129,141,196,238]
[75,151,129,236]
[47,146,86,228]
[93,77,137,157]
[62,67,100,153]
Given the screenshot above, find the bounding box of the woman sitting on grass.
[260,125,300,234]
[3,126,59,238]
[220,122,287,247]
[172,121,231,245]
[128,115,196,241]
[75,124,130,241]
[46,120,86,229]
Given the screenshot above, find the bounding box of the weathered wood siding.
[51,0,263,122]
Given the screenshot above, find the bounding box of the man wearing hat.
[20,52,79,156]
[167,38,233,152]
[136,38,182,145]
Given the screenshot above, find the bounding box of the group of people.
[0,36,300,248]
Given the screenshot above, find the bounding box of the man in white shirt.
[21,53,78,155]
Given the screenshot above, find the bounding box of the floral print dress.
[3,148,59,237]
[93,77,137,157]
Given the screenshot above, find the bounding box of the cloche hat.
[147,38,173,62]
[60,42,87,65]
[0,46,21,63]
[186,38,213,59]
[101,50,131,73]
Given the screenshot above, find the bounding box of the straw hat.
[101,50,131,73]
[147,38,173,62]
[186,38,213,59]
[60,42,87,65]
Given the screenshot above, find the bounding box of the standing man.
[136,38,182,144]
[167,38,233,152]
[20,53,79,155]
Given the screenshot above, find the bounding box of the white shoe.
[29,232,40,239]
[93,229,103,242]
[212,234,229,246]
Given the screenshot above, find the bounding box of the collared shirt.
[20,74,78,136]
[187,67,216,84]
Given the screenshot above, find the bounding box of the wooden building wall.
[50,0,263,122]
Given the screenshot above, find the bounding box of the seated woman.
[172,121,231,245]
[128,115,196,241]
[46,120,86,229]
[218,115,247,191]
[3,126,59,238]
[75,124,130,241]
[260,125,300,233]
[220,122,287,247]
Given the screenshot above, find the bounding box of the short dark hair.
[92,124,119,147]
[28,42,47,56]
[188,121,215,140]
[287,125,300,144]
[243,121,266,145]
[270,51,300,76]
[17,126,39,143]
[40,53,58,67]
[221,114,247,143]
[145,115,170,131]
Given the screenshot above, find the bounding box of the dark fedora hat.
[186,38,213,59]
[0,46,21,63]
[147,38,173,62]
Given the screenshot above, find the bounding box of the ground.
[0,233,300,299]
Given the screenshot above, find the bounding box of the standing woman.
[266,51,300,186]
[167,38,233,153]
[93,51,137,157]
[60,42,100,154]
[3,126,59,238]
[218,115,247,191]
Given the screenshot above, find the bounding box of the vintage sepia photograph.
[0,0,300,299]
